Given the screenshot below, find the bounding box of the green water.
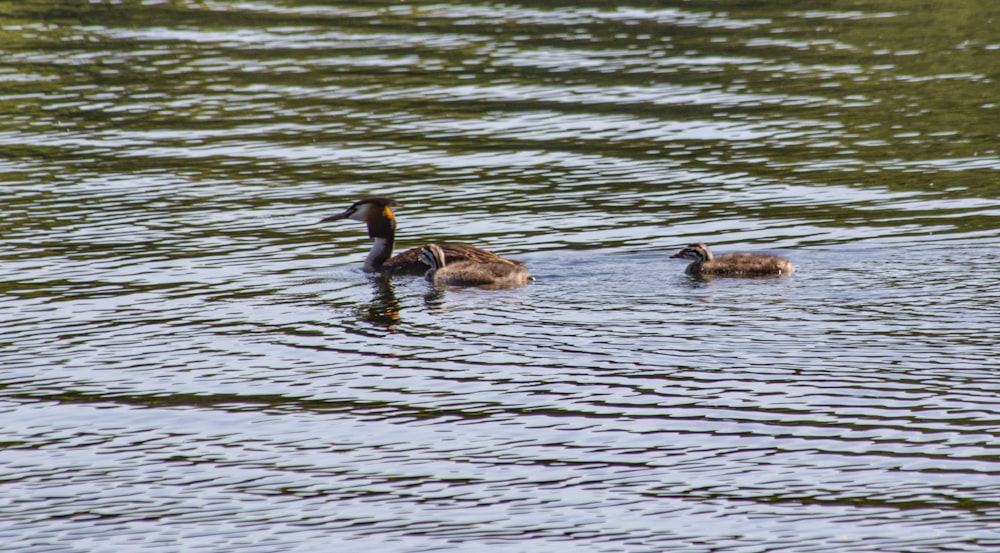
[2,1,999,552]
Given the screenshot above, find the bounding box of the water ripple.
[3,1,1000,551]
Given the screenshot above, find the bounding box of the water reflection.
[2,0,1000,552]
[422,287,448,314]
[355,274,401,331]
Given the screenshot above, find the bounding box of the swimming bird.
[320,198,524,275]
[670,243,795,278]
[420,244,532,288]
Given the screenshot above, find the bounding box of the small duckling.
[420,244,532,288]
[670,243,795,278]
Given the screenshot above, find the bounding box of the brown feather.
[697,253,795,277]
[671,243,794,278]
[385,243,524,276]
[432,261,531,288]
[323,197,523,275]
[365,202,397,239]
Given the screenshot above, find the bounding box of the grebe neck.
[363,237,395,272]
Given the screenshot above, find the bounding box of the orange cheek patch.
[365,205,397,239]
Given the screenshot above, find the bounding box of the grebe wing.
[383,243,523,275]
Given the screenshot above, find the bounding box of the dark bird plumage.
[320,198,523,275]
[670,243,795,278]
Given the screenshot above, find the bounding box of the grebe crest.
[321,197,397,238]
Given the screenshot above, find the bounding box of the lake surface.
[2,0,999,551]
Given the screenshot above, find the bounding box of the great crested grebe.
[670,243,795,278]
[321,198,524,275]
[420,244,532,288]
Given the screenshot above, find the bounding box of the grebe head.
[321,197,397,238]
[420,244,447,271]
[670,243,713,263]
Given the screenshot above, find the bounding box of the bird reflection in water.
[422,286,448,315]
[354,274,401,331]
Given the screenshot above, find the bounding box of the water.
[2,1,999,551]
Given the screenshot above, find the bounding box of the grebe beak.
[319,209,352,223]
[670,252,684,259]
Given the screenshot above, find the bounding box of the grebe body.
[420,244,532,288]
[321,198,523,275]
[670,243,794,278]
